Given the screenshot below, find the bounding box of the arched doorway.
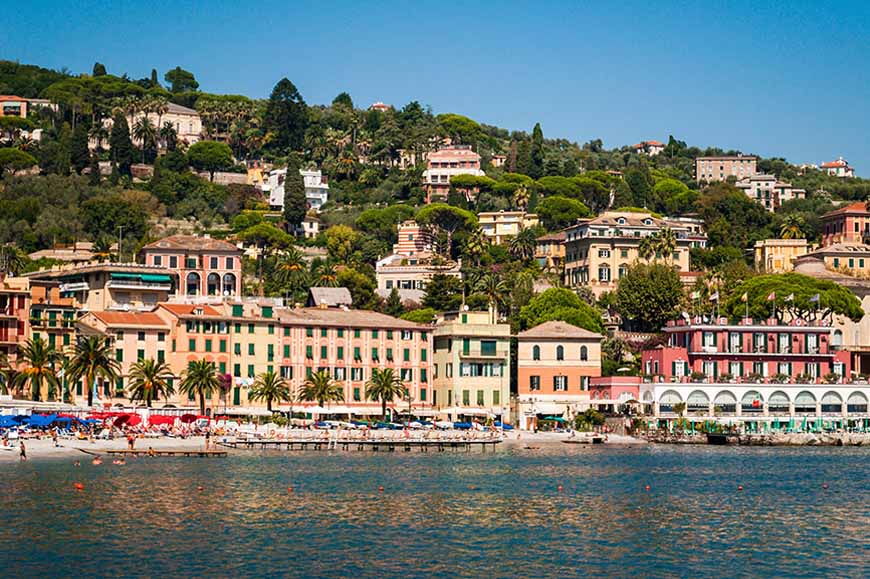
[206,273,220,295]
[186,272,201,295]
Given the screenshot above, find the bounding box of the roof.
[0,95,25,101]
[307,287,352,307]
[632,140,664,148]
[23,262,170,279]
[279,307,427,330]
[695,156,757,161]
[87,311,168,328]
[166,102,199,115]
[822,201,869,218]
[142,235,240,253]
[517,320,603,340]
[158,303,222,317]
[537,231,566,242]
[375,288,425,304]
[807,243,870,256]
[821,158,849,168]
[577,211,668,228]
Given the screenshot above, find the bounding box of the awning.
[110,273,141,280]
[148,415,177,425]
[141,274,172,282]
[220,407,274,416]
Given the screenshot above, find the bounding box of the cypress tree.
[529,123,544,179]
[282,156,307,229]
[88,154,101,185]
[384,288,404,318]
[150,68,159,88]
[264,78,308,152]
[109,113,134,177]
[92,62,107,76]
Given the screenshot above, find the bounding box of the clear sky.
[2,0,868,173]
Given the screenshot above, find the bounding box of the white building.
[736,174,806,211]
[820,157,855,178]
[264,168,329,212]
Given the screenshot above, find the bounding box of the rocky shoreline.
[645,432,870,446]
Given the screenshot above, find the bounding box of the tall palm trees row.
[3,337,407,418]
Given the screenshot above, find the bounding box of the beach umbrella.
[179,414,198,424]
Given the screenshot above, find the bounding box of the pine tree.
[92,62,107,76]
[88,154,101,185]
[109,113,134,177]
[150,68,159,88]
[384,287,404,317]
[282,155,307,229]
[264,78,308,152]
[70,124,90,174]
[529,123,544,179]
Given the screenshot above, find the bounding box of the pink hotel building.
[140,235,243,297]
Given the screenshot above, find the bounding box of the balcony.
[60,282,90,293]
[107,279,172,291]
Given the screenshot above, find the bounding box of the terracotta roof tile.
[142,235,240,253]
[517,320,603,340]
[89,311,169,327]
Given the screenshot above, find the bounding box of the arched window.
[186,272,201,296]
[206,273,220,296]
[580,346,588,361]
[556,345,564,361]
[222,273,237,296]
[532,345,541,361]
[832,329,843,347]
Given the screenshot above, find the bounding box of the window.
[321,328,328,338]
[205,339,212,352]
[335,367,346,380]
[247,365,255,378]
[226,257,234,269]
[421,369,427,383]
[283,327,290,337]
[481,340,497,356]
[233,343,241,356]
[553,376,567,391]
[153,255,163,266]
[268,324,275,335]
[420,349,427,362]
[354,347,361,361]
[353,387,361,401]
[598,266,610,282]
[354,329,361,338]
[620,249,629,258]
[336,346,344,359]
[210,257,218,269]
[169,256,177,268]
[248,343,255,356]
[580,346,588,361]
[371,347,379,361]
[248,323,254,334]
[401,368,412,382]
[372,329,379,339]
[267,344,274,362]
[157,332,165,342]
[420,387,427,401]
[338,329,344,338]
[115,349,123,362]
[462,390,470,405]
[530,376,540,391]
[386,348,393,361]
[477,390,485,405]
[186,257,197,269]
[234,323,242,333]
[402,330,412,340]
[219,339,227,353]
[233,363,241,377]
[532,345,540,360]
[306,346,313,359]
[386,331,392,339]
[556,345,564,361]
[306,328,313,337]
[403,348,410,362]
[351,367,364,381]
[137,331,145,341]
[462,338,470,355]
[317,345,326,360]
[283,345,290,358]
[188,338,196,352]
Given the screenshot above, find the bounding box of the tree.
[400,308,437,324]
[639,227,677,262]
[519,288,604,333]
[0,147,37,177]
[615,262,684,331]
[723,273,863,324]
[422,273,463,312]
[264,78,308,151]
[365,368,407,419]
[475,273,509,320]
[325,224,359,262]
[70,124,90,174]
[92,62,107,76]
[332,92,353,109]
[336,267,378,310]
[384,287,404,317]
[179,359,220,415]
[508,228,537,262]
[249,371,291,412]
[780,214,806,239]
[529,123,544,179]
[186,140,233,181]
[67,335,119,406]
[283,162,307,228]
[150,68,159,88]
[127,358,174,407]
[536,196,590,230]
[109,112,134,177]
[300,369,344,410]
[415,203,477,258]
[15,336,61,401]
[164,66,199,93]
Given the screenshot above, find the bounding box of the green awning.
[110,273,141,280]
[141,274,172,282]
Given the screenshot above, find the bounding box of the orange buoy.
[644,485,651,491]
[378,485,384,492]
[197,485,204,492]
[73,483,84,491]
[287,486,294,493]
[737,485,744,491]
[822,483,828,490]
[557,485,563,492]
[469,485,475,490]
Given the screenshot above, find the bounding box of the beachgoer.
[127,433,135,451]
[147,446,155,457]
[205,430,211,450]
[73,460,80,467]
[19,440,26,461]
[52,428,59,447]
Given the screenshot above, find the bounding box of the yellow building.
[563,211,707,297]
[805,243,870,276]
[432,311,511,423]
[478,211,539,245]
[753,239,812,272]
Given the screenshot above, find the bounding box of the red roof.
[0,95,25,102]
[822,201,869,218]
[820,160,848,168]
[88,311,168,327]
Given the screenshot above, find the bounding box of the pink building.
[589,376,641,405]
[641,317,850,383]
[821,201,870,247]
[422,145,485,203]
[141,235,243,297]
[0,277,29,362]
[392,221,434,257]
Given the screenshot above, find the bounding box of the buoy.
[469,485,476,490]
[823,483,828,490]
[557,485,563,492]
[644,485,651,491]
[737,485,744,491]
[73,483,84,491]
[197,485,204,492]
[287,486,294,493]
[378,485,384,492]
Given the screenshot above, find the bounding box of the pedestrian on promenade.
[52,428,59,447]
[19,440,26,461]
[205,430,211,450]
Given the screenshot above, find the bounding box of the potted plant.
[719,372,734,383]
[690,371,707,383]
[822,372,840,385]
[770,373,790,384]
[747,372,764,384]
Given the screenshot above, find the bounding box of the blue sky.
[2,0,868,173]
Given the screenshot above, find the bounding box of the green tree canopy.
[400,308,437,324]
[615,262,684,331]
[723,273,864,324]
[264,78,308,152]
[186,140,234,181]
[519,288,603,333]
[536,195,590,230]
[415,203,477,258]
[0,148,38,177]
[164,66,199,92]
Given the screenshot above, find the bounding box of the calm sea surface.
[2,444,868,578]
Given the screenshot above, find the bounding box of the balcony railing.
[107,280,172,290]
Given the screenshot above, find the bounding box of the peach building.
[141,235,243,297]
[0,95,27,118]
[0,276,30,364]
[535,231,566,271]
[516,321,603,430]
[821,201,870,247]
[695,155,757,183]
[278,307,432,416]
[78,310,171,405]
[422,145,486,202]
[28,280,77,358]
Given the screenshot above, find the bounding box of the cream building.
[375,220,460,291]
[478,211,539,245]
[736,174,806,211]
[563,211,707,297]
[695,155,757,183]
[432,311,511,423]
[754,239,812,273]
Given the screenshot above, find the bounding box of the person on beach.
[51,428,59,447]
[19,440,26,461]
[147,446,155,457]
[205,430,211,450]
[127,433,135,451]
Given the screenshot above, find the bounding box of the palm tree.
[476,273,509,322]
[132,117,157,163]
[313,262,339,287]
[159,122,178,152]
[638,235,656,261]
[299,370,344,411]
[127,358,174,407]
[179,359,221,416]
[275,247,306,284]
[68,335,120,406]
[463,227,487,266]
[0,352,20,396]
[89,124,109,152]
[248,371,291,413]
[92,236,114,262]
[657,227,677,261]
[365,368,407,420]
[780,215,806,240]
[0,244,26,275]
[15,337,62,401]
[513,184,530,211]
[509,228,537,262]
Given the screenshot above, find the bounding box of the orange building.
[516,321,604,430]
[0,95,27,118]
